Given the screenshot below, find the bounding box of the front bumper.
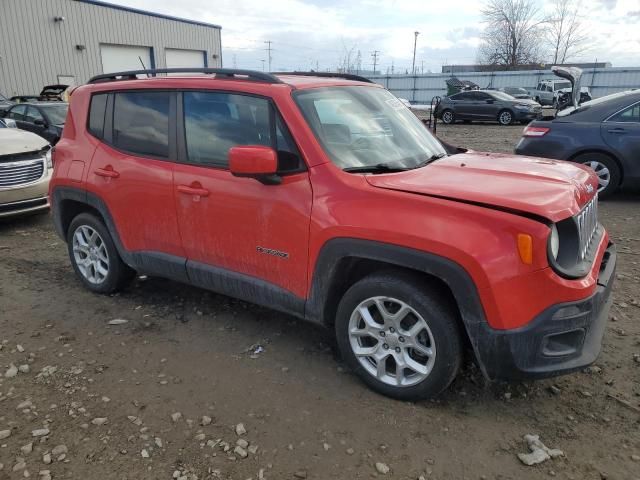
[475,242,616,380]
[513,109,542,121]
[0,196,50,218]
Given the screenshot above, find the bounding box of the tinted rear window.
[88,94,108,139]
[113,91,170,158]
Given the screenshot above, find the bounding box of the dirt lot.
[1,124,639,480]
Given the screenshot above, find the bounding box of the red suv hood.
[365,152,598,222]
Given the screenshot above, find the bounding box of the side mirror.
[34,118,46,126]
[229,145,280,185]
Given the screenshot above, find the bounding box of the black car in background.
[497,87,532,100]
[436,90,542,125]
[1,102,68,144]
[515,90,640,197]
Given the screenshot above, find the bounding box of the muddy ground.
[1,124,639,480]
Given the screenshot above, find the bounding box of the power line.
[264,40,273,72]
[371,50,380,74]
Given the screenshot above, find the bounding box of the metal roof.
[76,0,221,29]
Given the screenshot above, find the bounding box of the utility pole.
[261,59,265,71]
[412,31,420,75]
[264,40,273,72]
[421,60,424,74]
[371,50,380,74]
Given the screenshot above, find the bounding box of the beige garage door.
[100,44,152,73]
[165,48,206,73]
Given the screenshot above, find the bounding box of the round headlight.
[549,224,560,259]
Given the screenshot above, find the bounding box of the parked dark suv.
[50,68,614,400]
[436,90,542,125]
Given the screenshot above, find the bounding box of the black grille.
[576,195,598,261]
[0,159,45,188]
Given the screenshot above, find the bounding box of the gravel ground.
[1,124,639,480]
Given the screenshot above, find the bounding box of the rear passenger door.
[85,90,187,274]
[173,91,312,299]
[601,101,640,173]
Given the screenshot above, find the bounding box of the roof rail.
[273,71,375,84]
[88,68,283,84]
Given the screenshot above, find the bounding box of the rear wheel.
[335,272,463,400]
[573,152,621,198]
[67,213,135,293]
[497,109,514,125]
[440,109,455,124]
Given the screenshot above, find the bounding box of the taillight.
[523,126,550,137]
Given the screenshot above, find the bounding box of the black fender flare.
[305,238,493,375]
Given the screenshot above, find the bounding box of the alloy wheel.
[499,111,512,125]
[442,111,453,124]
[348,296,436,387]
[585,160,610,192]
[72,225,110,284]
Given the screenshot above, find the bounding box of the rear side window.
[88,93,108,139]
[608,103,640,123]
[113,91,170,158]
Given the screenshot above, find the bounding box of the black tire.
[573,152,621,199]
[67,213,135,294]
[463,120,472,124]
[335,271,463,400]
[440,109,455,124]
[497,109,514,126]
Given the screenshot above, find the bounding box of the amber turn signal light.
[517,233,533,265]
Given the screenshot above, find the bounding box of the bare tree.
[478,0,545,67]
[545,0,591,64]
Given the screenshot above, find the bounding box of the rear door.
[25,106,49,139]
[86,90,186,273]
[601,101,640,176]
[173,90,312,298]
[451,92,473,118]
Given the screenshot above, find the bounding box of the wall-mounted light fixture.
[212,54,219,59]
[76,45,86,51]
[54,16,65,22]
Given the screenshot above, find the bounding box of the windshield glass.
[41,104,68,125]
[293,86,446,170]
[505,87,527,95]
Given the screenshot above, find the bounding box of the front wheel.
[67,213,135,293]
[497,109,514,125]
[335,272,463,400]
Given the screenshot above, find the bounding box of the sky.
[109,0,640,73]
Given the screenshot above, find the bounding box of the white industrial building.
[0,0,222,96]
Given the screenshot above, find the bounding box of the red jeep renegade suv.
[50,69,616,400]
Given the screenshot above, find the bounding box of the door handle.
[607,128,627,134]
[177,185,210,197]
[94,166,120,178]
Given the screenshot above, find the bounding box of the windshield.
[505,87,527,95]
[41,104,68,125]
[293,86,446,170]
[490,91,516,101]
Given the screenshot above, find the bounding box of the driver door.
[173,91,312,299]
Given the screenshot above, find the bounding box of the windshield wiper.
[343,163,409,174]
[410,153,448,170]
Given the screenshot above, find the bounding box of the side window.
[88,93,108,139]
[113,91,170,158]
[183,91,273,168]
[608,103,640,123]
[8,105,26,120]
[546,85,553,92]
[25,107,44,123]
[275,115,302,172]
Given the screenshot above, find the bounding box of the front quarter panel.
[306,163,558,330]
